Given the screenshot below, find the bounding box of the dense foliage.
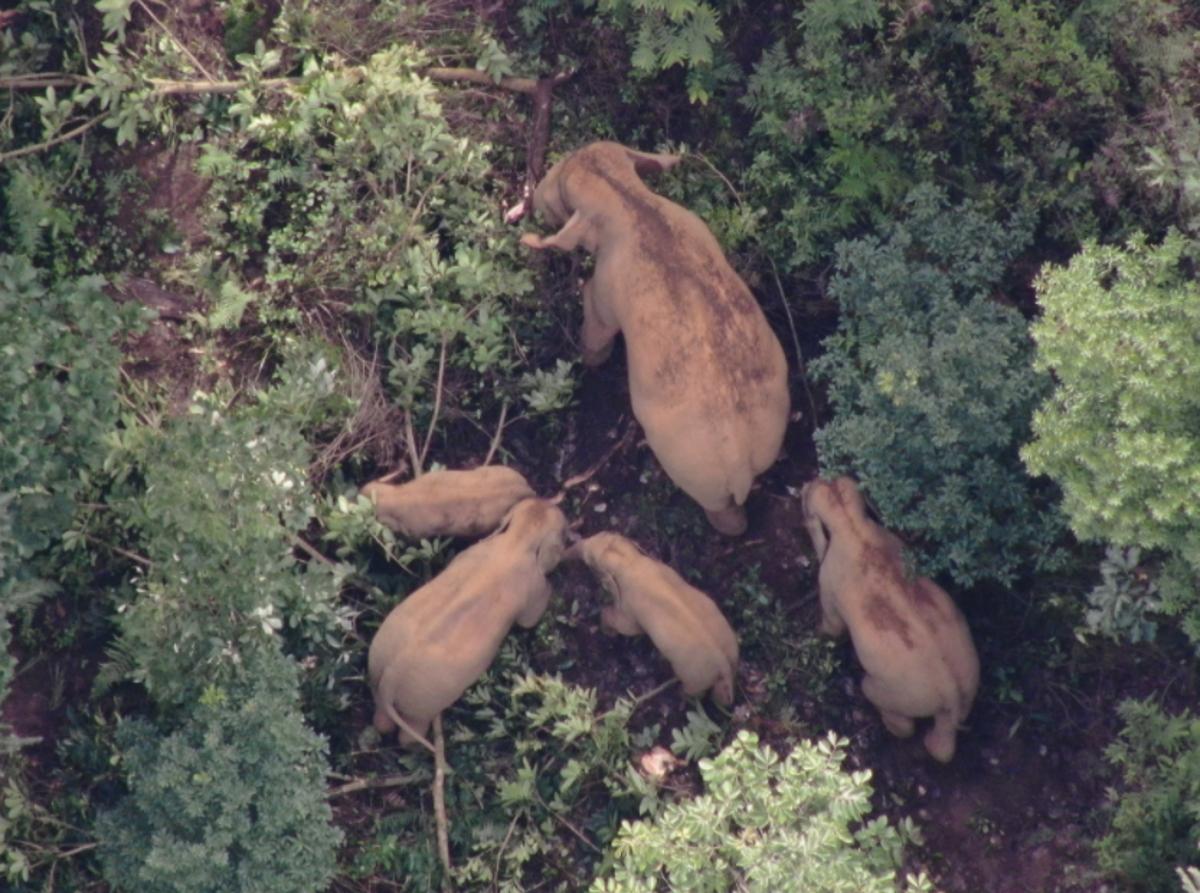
[0,254,137,755]
[812,185,1062,586]
[96,650,341,893]
[1098,700,1200,893]
[594,730,931,893]
[1024,231,1200,645]
[3,0,1200,891]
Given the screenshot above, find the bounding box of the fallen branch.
[505,70,576,222]
[0,112,107,163]
[432,715,454,892]
[554,422,637,499]
[326,772,420,799]
[425,66,539,95]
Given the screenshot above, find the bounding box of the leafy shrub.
[1023,231,1200,643]
[452,671,664,889]
[966,0,1117,235]
[103,357,354,709]
[96,649,341,893]
[592,729,931,893]
[0,254,137,566]
[180,39,575,459]
[1083,547,1162,645]
[741,6,927,272]
[0,253,134,760]
[1097,700,1200,893]
[1024,231,1200,565]
[813,185,1063,586]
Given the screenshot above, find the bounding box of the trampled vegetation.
[2,1,1199,891]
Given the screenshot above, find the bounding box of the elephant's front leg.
[580,277,619,367]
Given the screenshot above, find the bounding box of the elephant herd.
[365,142,979,762]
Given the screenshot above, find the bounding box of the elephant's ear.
[623,147,682,177]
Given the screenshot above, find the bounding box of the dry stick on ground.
[432,715,454,892]
[133,0,216,82]
[553,423,638,500]
[326,772,420,799]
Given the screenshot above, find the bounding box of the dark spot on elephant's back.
[866,593,915,649]
[576,153,778,411]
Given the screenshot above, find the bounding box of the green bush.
[102,360,354,709]
[96,649,342,893]
[1097,700,1200,893]
[1023,231,1200,644]
[0,253,134,756]
[0,254,137,565]
[1024,231,1200,566]
[812,185,1063,586]
[451,671,665,890]
[592,729,931,893]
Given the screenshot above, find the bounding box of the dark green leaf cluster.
[1097,700,1200,893]
[813,185,1063,586]
[96,649,341,893]
[0,254,136,750]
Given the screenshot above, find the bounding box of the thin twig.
[765,255,818,424]
[418,334,449,472]
[482,400,510,466]
[291,534,336,566]
[554,422,637,498]
[596,679,679,723]
[133,0,216,82]
[691,153,816,424]
[0,112,108,163]
[326,772,420,799]
[491,813,520,891]
[84,534,152,568]
[404,410,423,478]
[532,790,602,854]
[432,715,454,892]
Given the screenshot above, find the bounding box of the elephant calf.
[801,476,980,762]
[522,141,790,536]
[569,532,738,704]
[368,498,569,745]
[361,465,534,539]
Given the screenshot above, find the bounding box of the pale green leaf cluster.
[452,671,665,890]
[593,730,930,893]
[1024,232,1200,570]
[102,353,355,708]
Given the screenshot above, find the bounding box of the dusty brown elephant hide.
[522,141,790,535]
[368,498,569,745]
[361,465,535,539]
[569,531,739,704]
[801,476,980,762]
